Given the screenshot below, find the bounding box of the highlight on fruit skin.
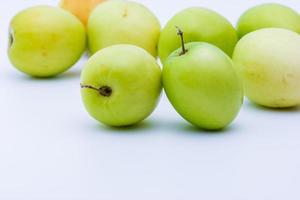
[233,28,300,108]
[237,3,300,39]
[60,0,106,26]
[80,44,162,127]
[8,5,86,78]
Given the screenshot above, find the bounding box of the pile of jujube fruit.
[8,1,300,130]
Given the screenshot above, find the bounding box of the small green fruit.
[158,7,238,64]
[81,44,162,127]
[237,3,300,38]
[88,0,160,57]
[233,28,300,108]
[163,28,243,130]
[8,5,86,77]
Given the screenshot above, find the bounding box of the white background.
[1,0,300,199]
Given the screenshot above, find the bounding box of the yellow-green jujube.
[8,6,86,77]
[237,3,300,38]
[233,28,300,108]
[88,0,160,57]
[158,7,238,64]
[163,29,243,130]
[81,44,162,127]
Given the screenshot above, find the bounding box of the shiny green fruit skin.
[237,3,300,38]
[163,42,243,130]
[8,5,86,77]
[81,44,162,127]
[233,28,300,108]
[88,0,160,57]
[158,7,238,64]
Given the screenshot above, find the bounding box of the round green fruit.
[158,7,238,64]
[237,3,300,38]
[8,5,86,77]
[163,29,243,130]
[233,28,300,108]
[88,0,160,57]
[81,44,162,127]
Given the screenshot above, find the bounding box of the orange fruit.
[60,0,106,26]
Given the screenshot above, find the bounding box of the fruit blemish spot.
[122,7,128,17]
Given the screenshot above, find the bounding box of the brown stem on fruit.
[80,84,112,97]
[176,26,188,56]
[8,29,14,48]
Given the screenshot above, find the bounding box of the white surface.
[1,0,300,199]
